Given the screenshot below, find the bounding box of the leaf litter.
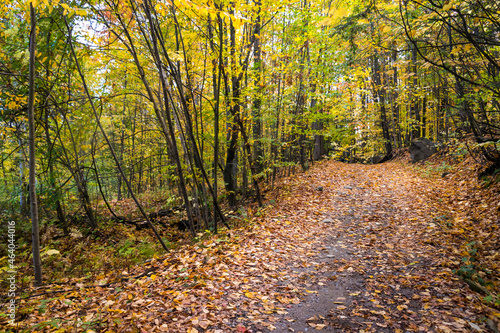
[6,157,500,332]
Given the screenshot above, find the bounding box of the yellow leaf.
[61,3,70,10]
[332,7,347,20]
[443,3,452,10]
[151,274,157,281]
[43,249,60,256]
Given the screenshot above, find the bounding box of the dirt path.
[16,160,493,333]
[263,161,487,333]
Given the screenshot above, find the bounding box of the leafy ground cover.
[2,152,500,332]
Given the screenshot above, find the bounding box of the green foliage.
[452,144,468,161]
[483,295,500,307]
[0,183,20,212]
[455,263,476,280]
[423,161,453,178]
[116,238,159,264]
[454,241,495,297]
[31,318,62,330]
[480,168,500,188]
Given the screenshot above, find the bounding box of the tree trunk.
[210,12,223,233]
[252,0,264,173]
[391,49,402,148]
[373,52,393,158]
[117,79,127,200]
[422,96,427,138]
[29,2,42,286]
[223,5,241,208]
[411,46,420,139]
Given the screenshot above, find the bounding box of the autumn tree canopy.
[0,0,499,250]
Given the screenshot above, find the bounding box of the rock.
[321,218,334,223]
[409,138,438,163]
[441,172,451,178]
[344,185,353,190]
[316,186,323,191]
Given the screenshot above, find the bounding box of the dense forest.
[1,0,499,292]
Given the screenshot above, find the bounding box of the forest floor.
[6,151,500,332]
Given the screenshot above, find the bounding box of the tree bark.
[372,51,393,158]
[252,0,264,173]
[28,2,42,286]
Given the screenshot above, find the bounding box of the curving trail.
[264,160,488,333]
[16,160,495,333]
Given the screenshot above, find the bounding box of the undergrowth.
[396,143,500,311]
[0,220,176,291]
